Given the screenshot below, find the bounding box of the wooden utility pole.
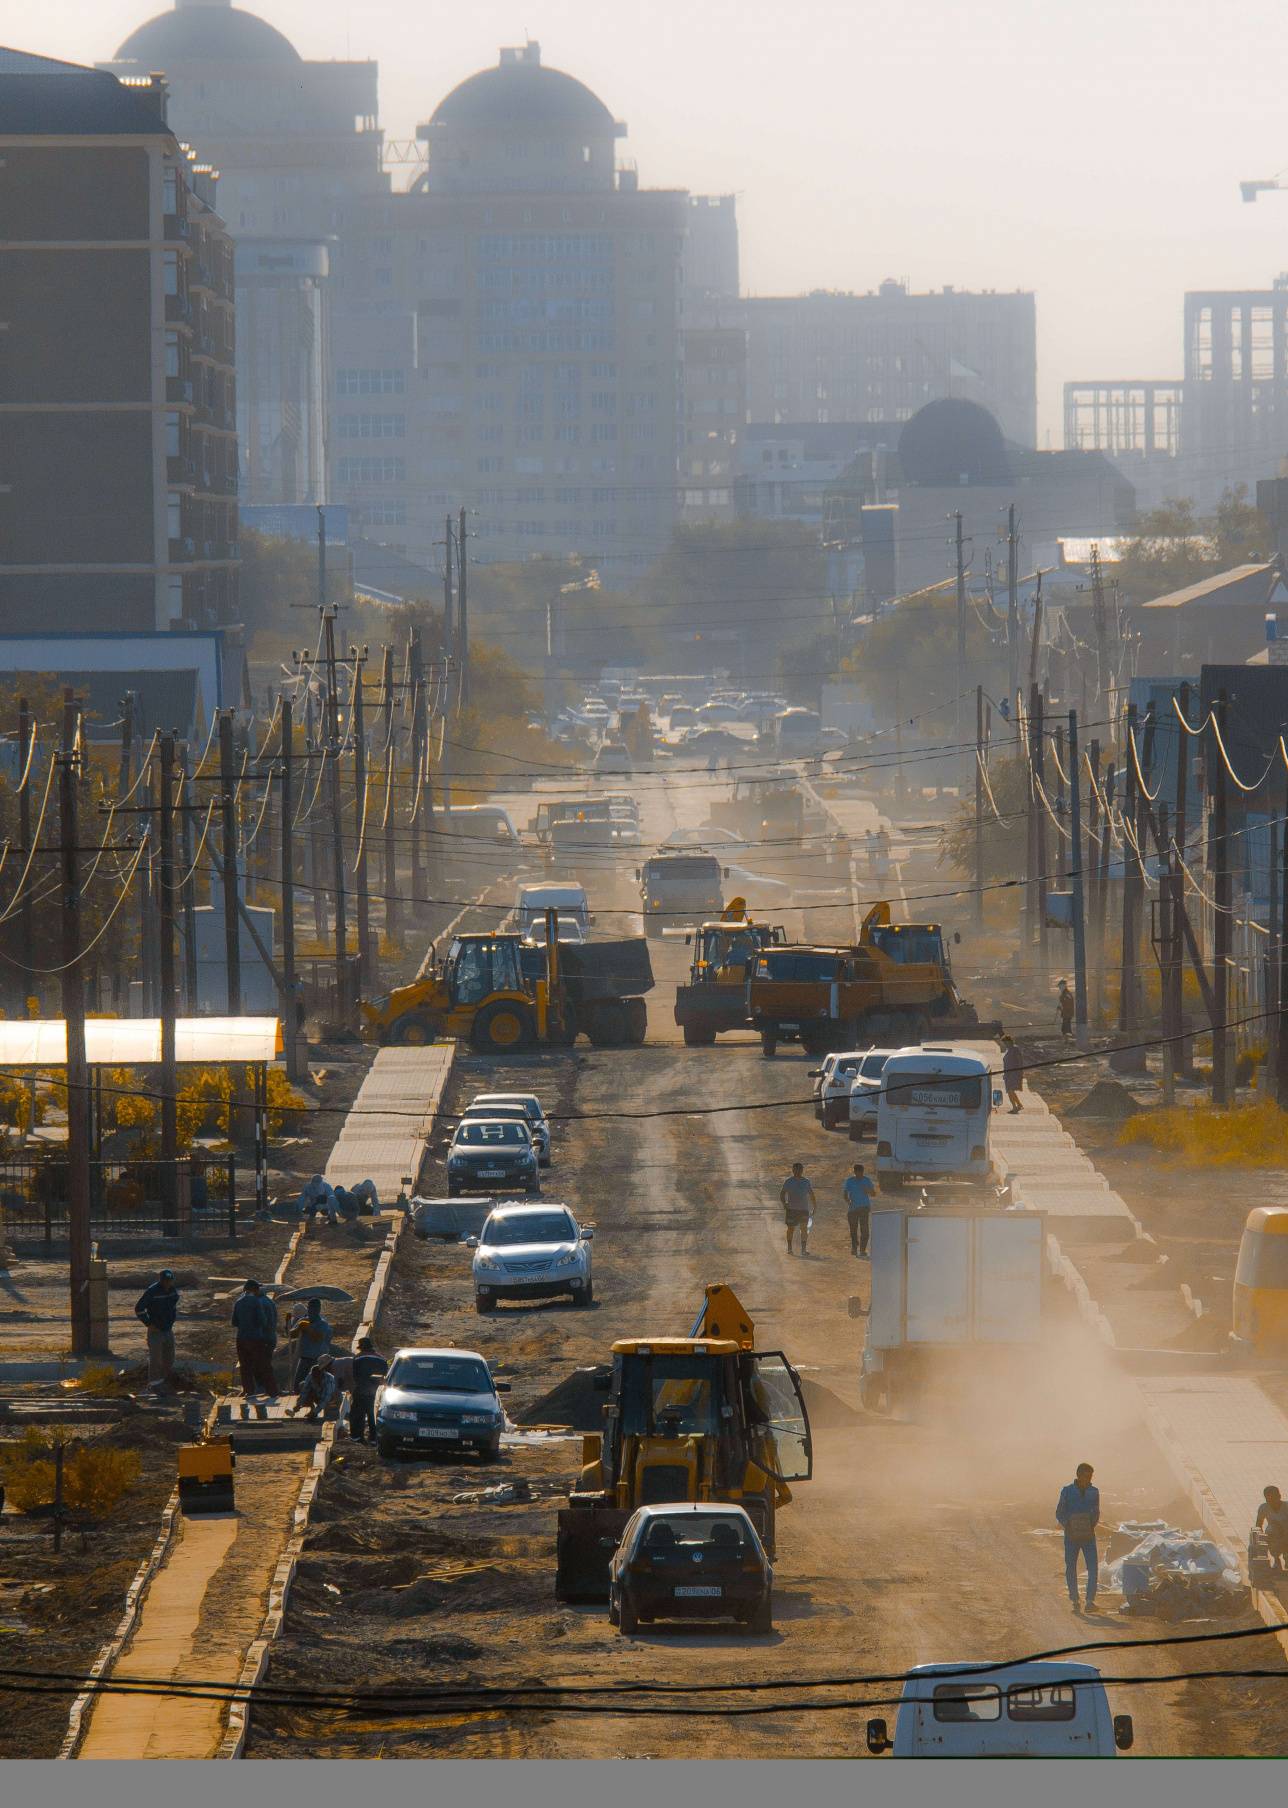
[1090,544,1111,711]
[458,506,470,709]
[351,647,371,987]
[1006,504,1019,710]
[323,608,349,1020]
[17,697,35,1011]
[1087,739,1101,1016]
[218,709,241,1015]
[1031,686,1049,976]
[1173,681,1192,1075]
[1118,703,1139,1037]
[382,740,399,946]
[60,691,92,1356]
[279,698,302,1081]
[157,734,178,1222]
[117,690,135,803]
[1159,801,1177,1105]
[1277,779,1288,1108]
[304,686,325,940]
[178,744,199,1011]
[1069,710,1088,1041]
[974,684,985,928]
[1098,760,1115,1016]
[1212,691,1231,1106]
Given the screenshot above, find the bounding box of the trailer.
[859,1205,1045,1415]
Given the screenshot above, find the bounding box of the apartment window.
[518,424,545,443]
[163,251,180,297]
[477,456,503,473]
[375,268,393,289]
[167,494,183,540]
[359,501,408,527]
[166,575,185,622]
[371,235,393,254]
[591,392,616,413]
[515,455,544,474]
[336,369,405,395]
[554,425,580,443]
[335,457,406,483]
[165,412,182,458]
[163,167,179,215]
[477,425,503,445]
[164,333,181,379]
[591,423,617,442]
[336,414,406,439]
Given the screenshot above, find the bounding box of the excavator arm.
[690,1282,755,1349]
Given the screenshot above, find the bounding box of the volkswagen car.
[608,1503,773,1635]
[446,1118,539,1196]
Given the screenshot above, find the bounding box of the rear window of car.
[474,1097,543,1121]
[859,1054,889,1078]
[454,1122,530,1146]
[1006,1685,1077,1722]
[931,1685,1001,1723]
[885,1070,984,1111]
[642,1516,752,1551]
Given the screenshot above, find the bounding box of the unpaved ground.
[248,912,1288,1758]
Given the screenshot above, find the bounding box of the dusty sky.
[24,0,1288,440]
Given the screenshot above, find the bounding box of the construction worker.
[290,1354,338,1422]
[1257,1486,1288,1571]
[230,1279,277,1398]
[1001,1035,1024,1113]
[134,1269,180,1387]
[1057,979,1075,1040]
[288,1297,333,1389]
[1056,1462,1100,1613]
[779,1162,816,1256]
[844,1162,875,1258]
[350,1336,388,1444]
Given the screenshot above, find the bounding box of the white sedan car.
[847,1050,894,1140]
[468,1203,593,1313]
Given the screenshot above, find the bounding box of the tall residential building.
[102,0,388,505]
[681,325,746,522]
[0,57,239,633]
[326,43,687,578]
[1183,283,1288,503]
[732,282,1037,447]
[685,194,739,304]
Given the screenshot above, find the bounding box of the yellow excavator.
[554,1283,813,1600]
[672,898,788,1046]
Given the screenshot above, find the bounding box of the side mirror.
[493,1380,512,1394]
[953,931,961,944]
[1113,1714,1134,1751]
[581,1226,594,1239]
[685,934,692,946]
[463,1235,479,1248]
[635,869,642,881]
[865,1718,890,1755]
[723,867,731,879]
[808,1069,822,1078]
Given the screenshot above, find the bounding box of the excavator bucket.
[555,1502,630,1601]
[860,901,891,934]
[721,897,749,921]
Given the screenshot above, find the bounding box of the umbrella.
[272,1285,355,1304]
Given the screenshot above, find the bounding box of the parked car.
[847,1050,894,1140]
[608,1503,773,1635]
[374,1347,510,1460]
[461,1098,551,1167]
[811,1049,875,1129]
[468,1202,593,1313]
[594,741,633,776]
[446,1119,539,1197]
[811,1052,842,1117]
[467,1092,552,1167]
[523,917,586,950]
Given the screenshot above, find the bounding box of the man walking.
[779,1162,816,1256]
[1057,980,1075,1040]
[350,1336,388,1444]
[288,1297,333,1389]
[844,1163,875,1258]
[1056,1461,1101,1612]
[230,1279,277,1398]
[134,1269,180,1387]
[1001,1035,1024,1113]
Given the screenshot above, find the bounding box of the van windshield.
[885,1070,984,1111]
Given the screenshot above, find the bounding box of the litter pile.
[1106,1521,1246,1618]
[451,1479,533,1506]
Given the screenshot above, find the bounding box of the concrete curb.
[59,1217,310,1760]
[218,1203,410,1760]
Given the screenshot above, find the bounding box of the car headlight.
[650,898,660,908]
[553,1249,580,1268]
[381,1408,416,1423]
[475,1253,500,1270]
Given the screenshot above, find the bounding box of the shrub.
[1119,1102,1288,1167]
[263,1067,307,1136]
[0,1430,141,1517]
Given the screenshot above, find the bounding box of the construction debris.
[1106,1522,1246,1618]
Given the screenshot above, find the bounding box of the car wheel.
[481,1437,501,1463]
[761,1031,778,1058]
[447,1182,459,1198]
[476,1291,496,1314]
[377,1435,397,1459]
[576,1280,594,1307]
[619,1587,639,1634]
[525,1178,541,1195]
[750,1591,773,1635]
[539,1155,552,1169]
[608,1585,620,1627]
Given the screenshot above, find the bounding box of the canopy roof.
[0,1017,280,1067]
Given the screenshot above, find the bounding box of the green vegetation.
[1115,487,1269,605]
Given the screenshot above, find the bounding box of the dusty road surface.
[247,761,1288,1758]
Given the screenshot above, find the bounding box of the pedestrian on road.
[134,1269,180,1386]
[1057,980,1075,1040]
[288,1297,334,1388]
[779,1162,816,1256]
[1257,1485,1288,1572]
[1056,1462,1101,1612]
[844,1163,875,1257]
[1001,1035,1024,1113]
[290,1354,338,1422]
[230,1279,277,1398]
[350,1335,388,1444]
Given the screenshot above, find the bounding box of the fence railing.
[0,1155,238,1243]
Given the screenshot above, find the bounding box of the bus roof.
[1244,1205,1288,1236]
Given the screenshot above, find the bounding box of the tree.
[1115,487,1271,605]
[840,589,1006,734]
[939,751,1030,882]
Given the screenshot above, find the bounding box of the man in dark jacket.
[134,1270,179,1385]
[1001,1035,1024,1113]
[230,1279,277,1397]
[350,1336,388,1444]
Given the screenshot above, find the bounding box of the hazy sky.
[24,0,1288,439]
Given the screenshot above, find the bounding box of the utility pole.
[1119,702,1139,1038]
[117,690,135,803]
[1278,775,1288,1108]
[444,515,456,679]
[1173,681,1192,1076]
[1006,503,1019,710]
[218,709,241,1015]
[458,505,470,709]
[1090,544,1111,713]
[1069,710,1088,1043]
[1098,760,1116,1021]
[383,739,399,946]
[17,697,35,1012]
[1087,739,1101,1016]
[1212,690,1231,1106]
[157,734,178,1223]
[974,684,985,928]
[317,504,327,618]
[304,686,325,941]
[60,690,92,1356]
[323,607,349,1021]
[351,647,371,988]
[279,698,302,1082]
[178,744,199,1011]
[1032,685,1049,976]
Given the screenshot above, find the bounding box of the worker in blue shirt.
[1056,1462,1101,1612]
[843,1163,875,1258]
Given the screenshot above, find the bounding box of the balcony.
[165,376,194,405]
[163,214,190,241]
[164,294,192,324]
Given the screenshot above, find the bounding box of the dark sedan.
[446,1118,539,1197]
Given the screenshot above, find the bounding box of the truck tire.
[624,998,648,1045]
[471,1000,535,1052]
[859,1372,889,1413]
[387,1012,434,1047]
[683,1022,717,1047]
[587,1002,628,1047]
[760,1030,778,1058]
[800,1026,829,1057]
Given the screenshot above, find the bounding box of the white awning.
[0,1017,281,1068]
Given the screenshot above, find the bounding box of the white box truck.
[859,1206,1045,1414]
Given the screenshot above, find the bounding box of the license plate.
[478,1169,505,1179]
[416,1426,457,1439]
[674,1584,723,1598]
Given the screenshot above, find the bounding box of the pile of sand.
[515,1366,609,1430]
[1064,1077,1146,1121]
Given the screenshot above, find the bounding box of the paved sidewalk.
[324,1043,454,1201]
[990,1085,1140,1241]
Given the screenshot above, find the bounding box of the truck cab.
[867,1661,1133,1758]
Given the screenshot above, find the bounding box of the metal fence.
[0,1155,238,1243]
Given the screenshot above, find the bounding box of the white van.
[513,883,590,936]
[437,804,522,849]
[875,1045,996,1192]
[867,1660,1134,1758]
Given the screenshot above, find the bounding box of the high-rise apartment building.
[327,43,687,577]
[0,57,239,633]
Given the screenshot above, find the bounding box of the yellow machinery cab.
[1234,1206,1288,1358]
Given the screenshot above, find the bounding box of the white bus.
[874,1045,996,1192]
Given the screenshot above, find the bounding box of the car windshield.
[645,857,719,879]
[859,1054,889,1078]
[454,1122,531,1146]
[387,1355,493,1394]
[464,1105,527,1122]
[474,1097,543,1122]
[484,1213,578,1246]
[758,952,837,981]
